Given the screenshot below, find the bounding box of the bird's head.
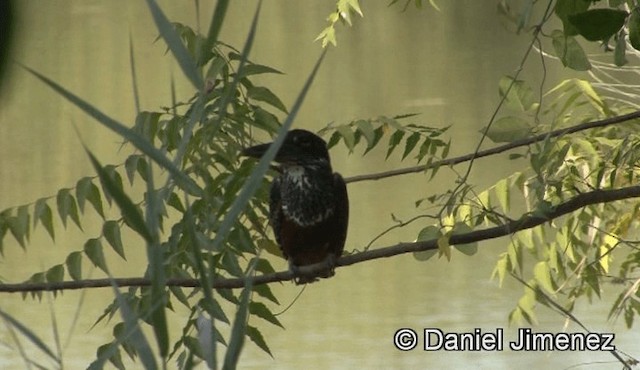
[242,129,330,167]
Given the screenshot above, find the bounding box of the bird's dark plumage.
[242,129,349,284]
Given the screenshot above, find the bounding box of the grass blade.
[145,0,203,89]
[110,279,158,370]
[185,202,218,368]
[211,1,260,134]
[206,0,230,49]
[222,261,256,370]
[22,64,203,197]
[129,32,141,114]
[85,148,153,243]
[0,308,60,364]
[143,164,169,358]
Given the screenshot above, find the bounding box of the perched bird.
[242,129,349,284]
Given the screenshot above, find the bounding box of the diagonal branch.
[344,110,640,184]
[2,185,640,293]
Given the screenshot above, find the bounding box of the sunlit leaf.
[484,116,531,143]
[494,178,510,212]
[499,76,537,112]
[437,233,451,261]
[533,262,554,293]
[336,125,356,151]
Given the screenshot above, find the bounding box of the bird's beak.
[241,142,271,159]
[242,141,299,164]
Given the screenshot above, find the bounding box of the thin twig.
[344,110,640,183]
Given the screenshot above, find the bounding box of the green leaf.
[498,76,537,112]
[239,63,283,78]
[224,280,252,368]
[87,150,153,243]
[402,132,420,160]
[355,119,375,151]
[246,325,272,357]
[551,30,591,71]
[336,125,356,151]
[76,177,94,213]
[533,262,555,293]
[33,198,55,240]
[554,0,591,36]
[568,9,628,42]
[484,116,531,143]
[124,155,140,185]
[66,251,83,281]
[103,221,126,259]
[452,223,477,256]
[56,189,82,230]
[167,192,186,213]
[84,238,108,273]
[133,111,161,142]
[436,233,451,261]
[46,264,64,283]
[93,344,125,370]
[110,282,158,370]
[247,86,287,113]
[517,284,538,324]
[254,284,279,305]
[629,7,640,51]
[614,30,627,66]
[491,253,509,287]
[249,302,283,328]
[76,177,105,218]
[413,225,440,261]
[494,178,510,212]
[7,207,29,248]
[145,0,203,89]
[386,129,405,159]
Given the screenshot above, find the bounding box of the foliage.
[4,0,640,368]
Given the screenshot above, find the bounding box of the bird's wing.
[331,173,349,257]
[269,177,285,254]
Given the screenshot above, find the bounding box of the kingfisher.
[242,129,349,284]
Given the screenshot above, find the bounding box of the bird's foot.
[289,260,318,285]
[319,253,337,279]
